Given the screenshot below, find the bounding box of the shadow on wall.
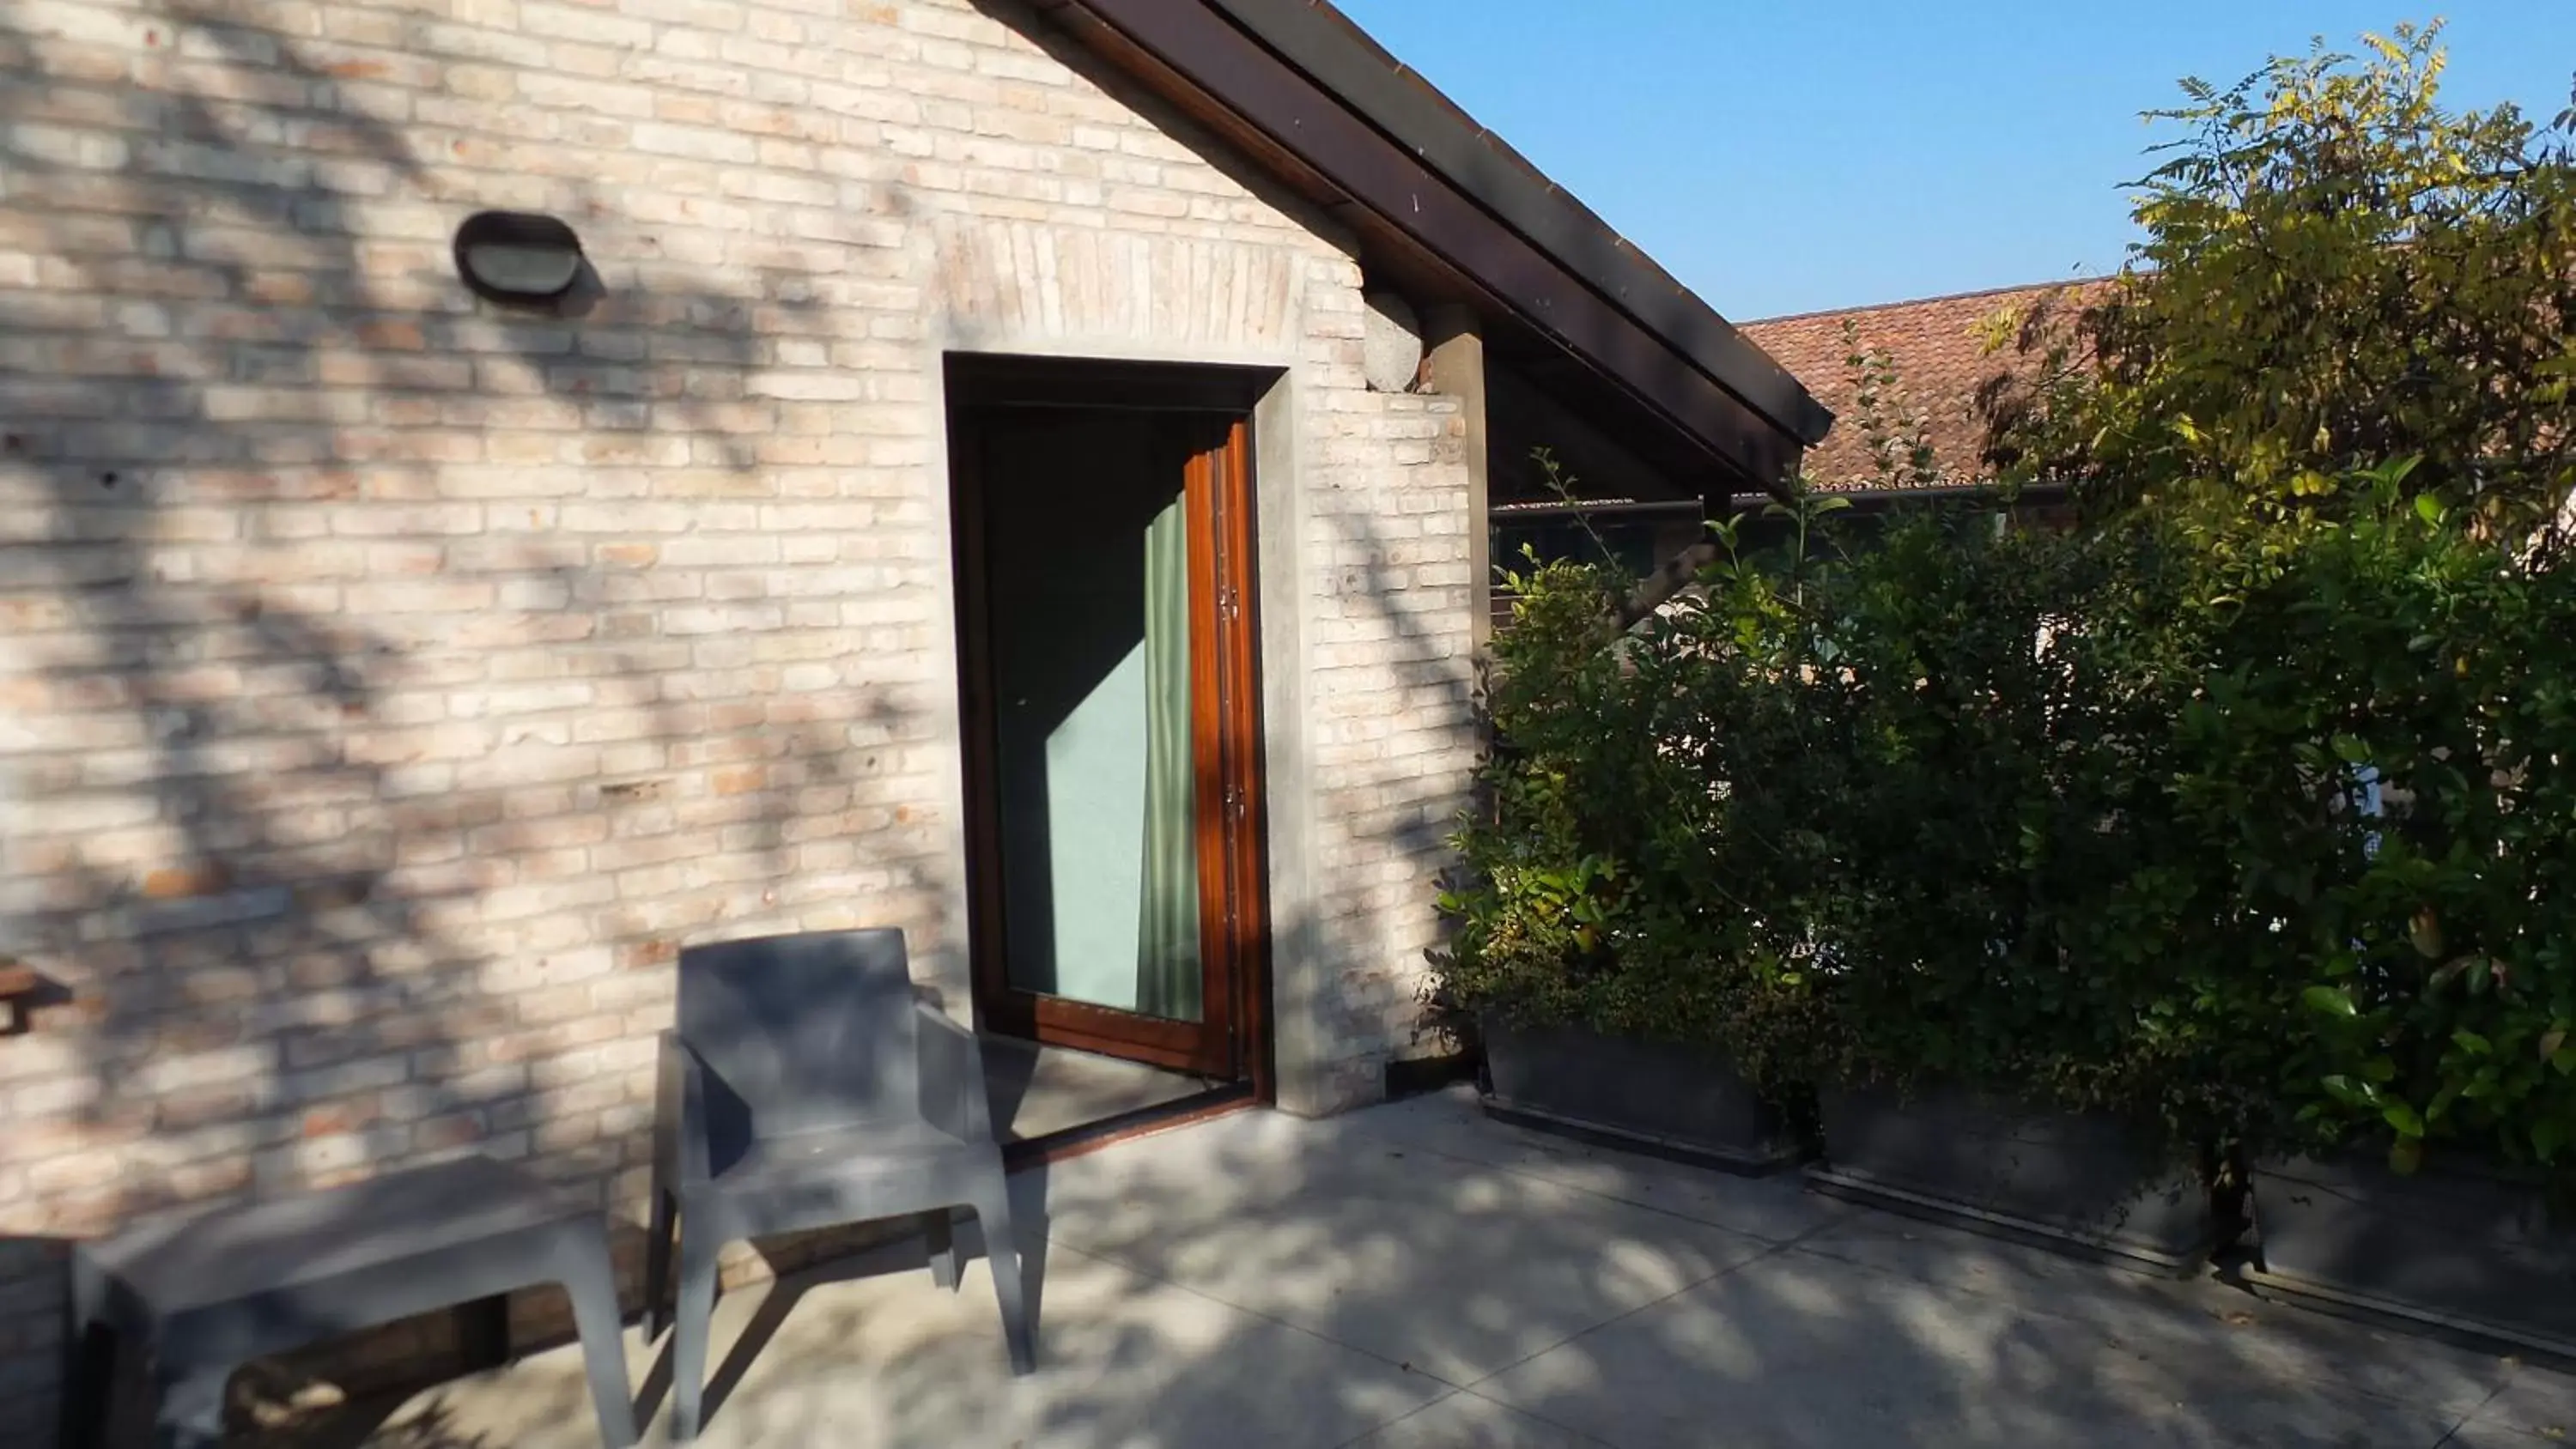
[3,0,1479,1437]
[0,0,951,1434]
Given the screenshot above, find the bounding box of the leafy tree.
[1986,23,2576,549]
[1844,318,1949,491]
[1437,23,2576,1185]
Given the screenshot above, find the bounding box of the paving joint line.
[1776,1218,2522,1431]
[1322,1389,1470,1449]
[1040,1236,1475,1397]
[1444,1216,1845,1402]
[1343,1117,1830,1247]
[1418,1222,1849,1449]
[1054,1112,1821,1449]
[2428,1371,2520,1448]
[1324,1386,1627,1449]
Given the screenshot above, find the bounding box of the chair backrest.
[677,928,921,1140]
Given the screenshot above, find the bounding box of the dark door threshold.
[1001,1083,1256,1170]
[1383,1050,1478,1100]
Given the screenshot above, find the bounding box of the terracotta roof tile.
[1741,279,2113,489]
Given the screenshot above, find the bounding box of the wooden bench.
[61,1155,637,1449]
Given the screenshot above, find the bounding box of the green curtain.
[1133,497,1203,1022]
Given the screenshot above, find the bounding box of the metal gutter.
[1492,498,1705,519]
[1723,482,2075,518]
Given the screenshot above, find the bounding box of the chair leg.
[968,1180,1036,1375]
[641,1185,676,1342]
[58,1322,115,1449]
[59,1258,112,1449]
[925,1208,961,1292]
[459,1292,513,1373]
[667,1216,722,1442]
[151,1362,229,1449]
[560,1229,641,1449]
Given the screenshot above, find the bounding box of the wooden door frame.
[944,355,1277,1103]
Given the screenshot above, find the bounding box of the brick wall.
[1303,391,1479,1103]
[0,0,1475,1431]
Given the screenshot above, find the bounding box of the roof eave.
[1203,0,1832,448]
[1028,0,1829,489]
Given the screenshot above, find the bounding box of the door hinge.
[1218,584,1240,623]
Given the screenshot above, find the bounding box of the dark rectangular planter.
[2248,1153,2576,1357]
[1807,1083,2215,1273]
[1478,1016,1803,1175]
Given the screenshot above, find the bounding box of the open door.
[948,371,1268,1093]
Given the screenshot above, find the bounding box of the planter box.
[1807,1084,2215,1273]
[1478,1017,1803,1175]
[2248,1153,2576,1357]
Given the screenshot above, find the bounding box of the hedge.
[1431,473,2576,1181]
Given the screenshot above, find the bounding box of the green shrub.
[1437,504,2198,1123]
[1437,19,2576,1182]
[1789,515,2183,1114]
[1432,514,1835,1097]
[2142,476,2576,1173]
[1433,474,2576,1181]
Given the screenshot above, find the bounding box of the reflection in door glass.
[984,413,1203,1023]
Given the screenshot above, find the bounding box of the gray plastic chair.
[641,928,1032,1440]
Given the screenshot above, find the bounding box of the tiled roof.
[1740,279,2113,489]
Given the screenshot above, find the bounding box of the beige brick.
[0,0,1483,1400]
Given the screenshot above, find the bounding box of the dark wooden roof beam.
[1028,0,1814,495]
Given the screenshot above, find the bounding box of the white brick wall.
[1302,392,1478,1089]
[0,0,1474,1428]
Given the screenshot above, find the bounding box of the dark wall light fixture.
[453,210,585,306]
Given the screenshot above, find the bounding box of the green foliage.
[2143,465,2576,1174]
[1437,21,2576,1184]
[1437,500,2196,1131]
[1990,23,2576,546]
[1431,512,1833,1095]
[1433,472,2576,1181]
[1842,318,1947,490]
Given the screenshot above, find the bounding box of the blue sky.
[1328,3,2576,320]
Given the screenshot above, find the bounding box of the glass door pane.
[981,411,1205,1023]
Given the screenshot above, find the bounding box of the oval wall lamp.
[453,210,585,306]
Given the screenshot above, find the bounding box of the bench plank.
[90,1156,590,1316]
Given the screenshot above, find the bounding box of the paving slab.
[1034,1105,1773,1385]
[2466,1362,2576,1443]
[300,1237,1443,1449]
[1349,1087,1844,1245]
[1473,1241,2464,1448]
[249,1090,2576,1449]
[1341,1390,1613,1448]
[1792,1210,2517,1423]
[2439,1424,2567,1447]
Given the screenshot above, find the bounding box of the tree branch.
[1614,540,1722,633]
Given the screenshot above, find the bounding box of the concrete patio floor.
[283,1085,2576,1448]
